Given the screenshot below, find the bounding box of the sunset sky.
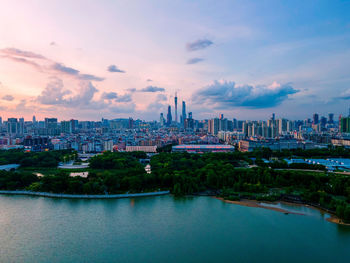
[0,0,350,121]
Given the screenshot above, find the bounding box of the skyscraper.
[184,112,194,130]
[208,118,219,135]
[32,115,36,128]
[313,113,319,125]
[271,113,275,121]
[7,118,18,135]
[340,116,350,133]
[167,105,172,126]
[182,101,186,125]
[328,113,334,124]
[174,92,178,123]
[45,118,58,129]
[160,113,165,127]
[320,116,327,127]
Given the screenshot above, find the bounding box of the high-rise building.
[70,119,78,132]
[61,121,72,133]
[174,92,178,123]
[219,118,228,131]
[208,118,219,135]
[44,118,59,135]
[18,118,24,135]
[313,113,319,125]
[166,105,172,126]
[128,117,134,129]
[7,118,18,135]
[242,122,248,137]
[233,118,237,130]
[184,111,194,130]
[45,118,58,129]
[328,113,334,124]
[181,101,186,125]
[277,119,287,135]
[32,116,36,128]
[286,120,294,132]
[160,113,165,127]
[340,117,350,133]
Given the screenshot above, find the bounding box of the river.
[0,195,349,263]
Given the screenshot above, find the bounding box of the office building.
[166,105,172,126]
[181,101,186,125]
[174,92,178,123]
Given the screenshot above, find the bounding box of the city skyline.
[0,0,350,121]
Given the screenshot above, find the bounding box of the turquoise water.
[0,195,349,263]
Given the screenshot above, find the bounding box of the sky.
[0,0,350,121]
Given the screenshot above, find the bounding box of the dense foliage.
[0,151,150,194]
[89,151,147,169]
[0,170,39,190]
[0,149,75,167]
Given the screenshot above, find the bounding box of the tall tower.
[174,92,178,123]
[160,113,165,127]
[167,105,172,126]
[182,101,186,125]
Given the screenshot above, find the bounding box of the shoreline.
[0,190,170,199]
[215,197,350,226]
[2,190,350,225]
[215,197,305,215]
[326,216,350,226]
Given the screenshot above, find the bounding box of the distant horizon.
[0,111,345,123]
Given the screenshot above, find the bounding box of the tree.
[336,204,345,219]
[173,183,182,196]
[344,206,350,221]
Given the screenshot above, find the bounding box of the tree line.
[0,149,74,167]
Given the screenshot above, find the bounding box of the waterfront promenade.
[0,190,170,199]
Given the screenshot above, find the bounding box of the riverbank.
[216,197,350,226]
[0,190,170,199]
[215,197,305,215]
[326,216,350,226]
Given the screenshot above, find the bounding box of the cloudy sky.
[0,0,350,121]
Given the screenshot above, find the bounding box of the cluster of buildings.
[2,103,350,153]
[159,93,194,130]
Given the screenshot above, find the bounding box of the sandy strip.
[215,197,350,226]
[326,216,350,226]
[215,197,304,215]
